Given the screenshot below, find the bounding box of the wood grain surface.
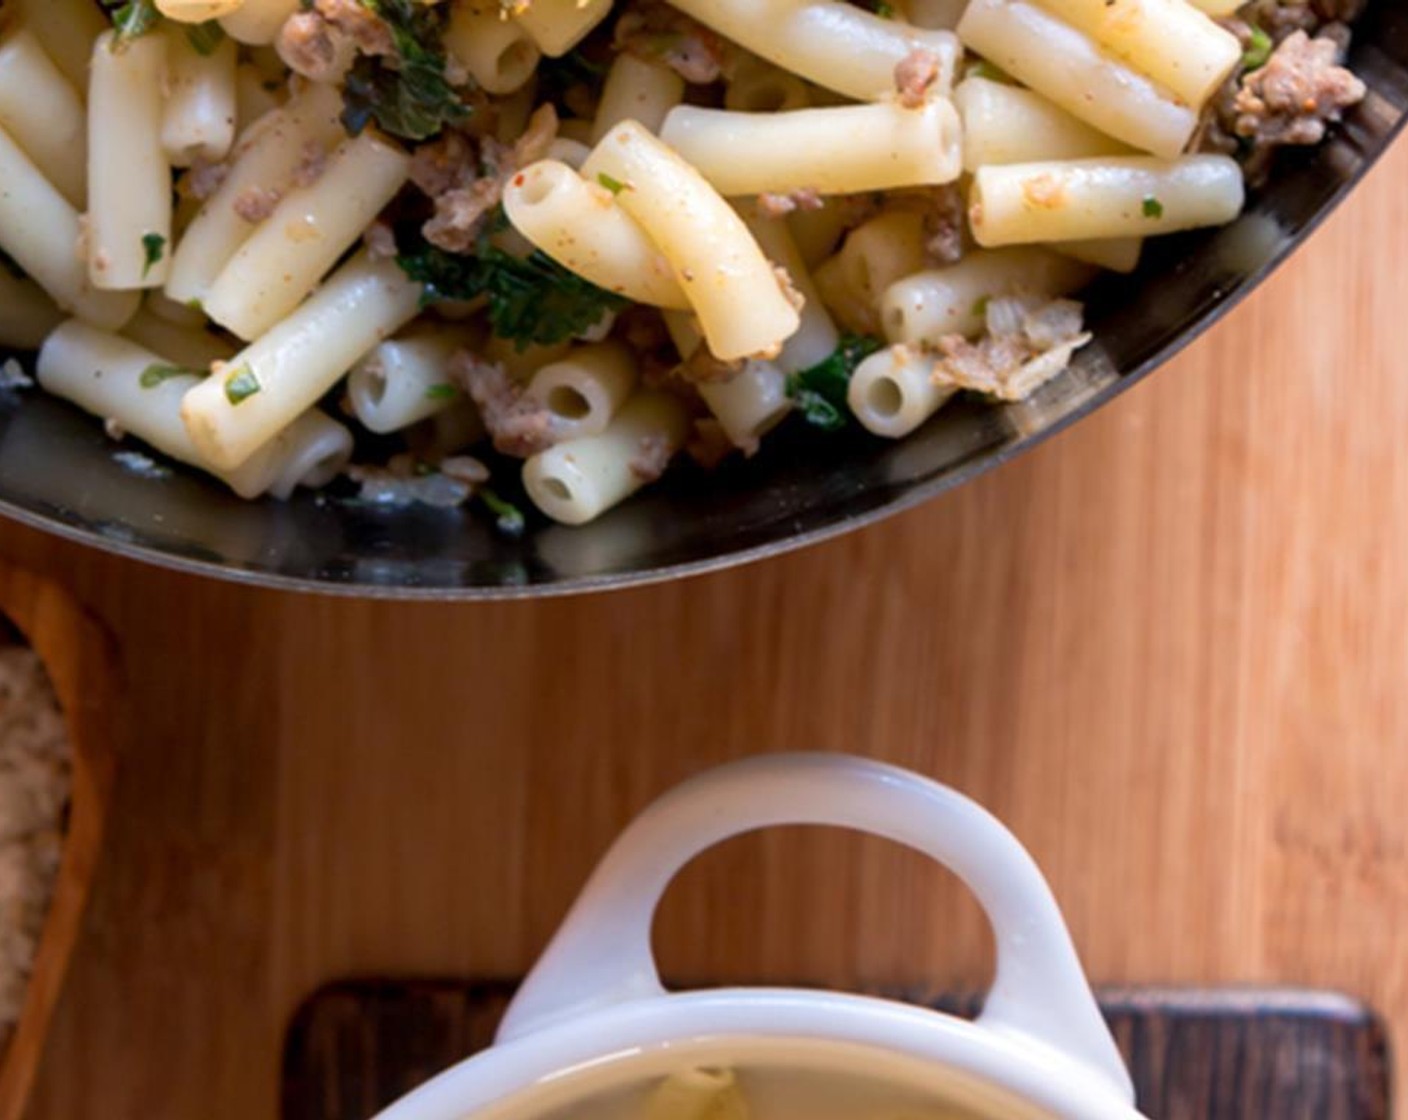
[0,134,1403,1120]
[281,982,1391,1120]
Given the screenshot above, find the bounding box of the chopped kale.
[1141,195,1165,219]
[141,233,166,278]
[340,0,469,141]
[139,364,199,388]
[224,366,261,406]
[479,487,527,538]
[396,224,630,349]
[185,20,227,56]
[425,383,459,401]
[785,335,883,431]
[1243,26,1273,71]
[101,0,161,41]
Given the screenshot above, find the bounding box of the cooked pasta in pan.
[0,0,1369,527]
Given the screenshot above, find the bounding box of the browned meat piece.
[629,434,674,482]
[185,157,229,201]
[233,186,281,223]
[415,106,560,253]
[314,0,395,56]
[894,47,941,108]
[363,220,398,260]
[1234,30,1365,149]
[291,141,330,188]
[450,351,564,458]
[931,297,1090,402]
[615,0,728,83]
[685,418,736,469]
[755,188,824,218]
[276,12,344,82]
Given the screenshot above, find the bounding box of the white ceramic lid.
[375,754,1145,1120]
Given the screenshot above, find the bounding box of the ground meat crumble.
[614,0,728,83]
[449,350,565,457]
[929,297,1092,402]
[894,47,942,109]
[1233,30,1365,150]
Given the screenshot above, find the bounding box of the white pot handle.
[497,753,1132,1102]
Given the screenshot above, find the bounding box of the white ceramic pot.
[375,754,1146,1120]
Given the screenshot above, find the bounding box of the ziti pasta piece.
[88,30,172,291]
[0,28,87,208]
[526,342,639,441]
[443,4,541,95]
[742,202,839,373]
[592,54,686,142]
[968,155,1245,246]
[659,101,962,197]
[522,391,690,525]
[667,0,961,102]
[699,361,793,451]
[122,305,234,371]
[954,77,1131,172]
[182,252,423,471]
[504,160,690,308]
[725,55,812,113]
[814,211,929,336]
[881,247,1096,344]
[582,122,801,361]
[36,319,350,500]
[1052,237,1143,272]
[202,130,411,340]
[512,0,613,57]
[0,125,137,330]
[848,346,956,438]
[958,0,1196,158]
[14,0,108,94]
[157,0,246,19]
[161,23,239,168]
[1031,0,1240,106]
[166,82,345,308]
[347,328,479,435]
[220,0,300,45]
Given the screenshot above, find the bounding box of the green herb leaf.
[185,20,226,56]
[1243,26,1273,71]
[340,0,469,141]
[141,233,166,278]
[1141,195,1164,219]
[785,334,883,432]
[971,295,991,319]
[870,0,896,17]
[425,383,459,401]
[139,363,199,388]
[964,59,1011,83]
[224,366,261,406]
[596,172,627,195]
[480,487,527,538]
[101,0,161,41]
[395,222,630,349]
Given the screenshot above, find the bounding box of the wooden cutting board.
[281,981,1389,1120]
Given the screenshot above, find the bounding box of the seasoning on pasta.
[0,0,1368,527]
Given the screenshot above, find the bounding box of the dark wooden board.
[282,982,1390,1120]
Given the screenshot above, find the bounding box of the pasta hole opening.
[497,40,537,82]
[867,378,904,419]
[519,172,557,207]
[542,476,573,503]
[546,385,591,421]
[364,371,387,406]
[741,83,790,112]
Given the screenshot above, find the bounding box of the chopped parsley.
[1242,26,1273,71]
[425,383,459,401]
[1141,195,1164,219]
[785,334,883,431]
[101,0,161,41]
[870,0,897,16]
[185,21,227,56]
[141,233,166,278]
[224,366,261,406]
[971,295,991,320]
[480,487,527,538]
[396,224,630,350]
[596,172,627,195]
[139,363,198,388]
[340,0,469,142]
